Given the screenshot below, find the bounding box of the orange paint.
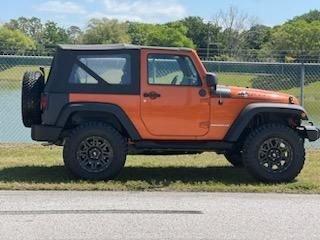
[69,48,296,141]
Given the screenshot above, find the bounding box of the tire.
[21,71,45,127]
[224,151,243,167]
[242,124,305,183]
[63,122,127,180]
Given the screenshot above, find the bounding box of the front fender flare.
[224,103,308,142]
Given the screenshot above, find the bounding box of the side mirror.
[206,73,217,90]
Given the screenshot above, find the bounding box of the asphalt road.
[0,191,319,240]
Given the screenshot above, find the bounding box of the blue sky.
[1,0,320,28]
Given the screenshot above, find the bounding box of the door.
[140,51,210,137]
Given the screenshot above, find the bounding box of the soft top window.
[45,48,140,94]
[69,54,131,85]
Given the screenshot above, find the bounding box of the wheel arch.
[56,103,141,141]
[224,103,308,142]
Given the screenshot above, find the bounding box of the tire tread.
[63,122,127,180]
[242,124,305,183]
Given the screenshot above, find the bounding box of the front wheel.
[242,124,305,183]
[63,122,127,180]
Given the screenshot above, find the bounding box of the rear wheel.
[63,122,127,180]
[242,124,305,183]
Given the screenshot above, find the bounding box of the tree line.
[1,8,320,62]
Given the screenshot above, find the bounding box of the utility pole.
[206,21,211,60]
[300,62,305,107]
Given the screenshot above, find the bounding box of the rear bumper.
[298,124,320,142]
[31,125,62,142]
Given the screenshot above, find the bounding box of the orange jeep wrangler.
[22,44,319,183]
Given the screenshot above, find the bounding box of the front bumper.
[298,124,320,142]
[31,125,62,142]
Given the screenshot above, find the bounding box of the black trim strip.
[134,140,233,151]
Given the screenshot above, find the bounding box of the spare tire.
[21,71,45,128]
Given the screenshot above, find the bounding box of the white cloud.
[90,0,187,23]
[87,12,143,22]
[35,1,86,14]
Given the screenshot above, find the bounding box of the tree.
[128,22,194,48]
[4,17,43,43]
[82,18,130,44]
[179,16,220,48]
[0,26,36,52]
[213,6,255,52]
[43,21,69,45]
[4,17,72,46]
[241,25,271,49]
[127,22,149,45]
[67,26,82,44]
[264,20,320,61]
[290,10,320,23]
[162,22,195,48]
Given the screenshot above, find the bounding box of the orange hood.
[217,85,299,104]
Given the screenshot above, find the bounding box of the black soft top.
[46,44,193,93]
[57,44,193,52]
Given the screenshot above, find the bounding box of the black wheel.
[242,124,305,183]
[63,122,127,180]
[224,151,243,167]
[21,71,45,127]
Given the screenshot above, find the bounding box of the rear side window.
[69,54,131,85]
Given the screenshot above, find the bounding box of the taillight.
[40,94,48,111]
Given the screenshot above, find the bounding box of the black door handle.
[143,91,161,99]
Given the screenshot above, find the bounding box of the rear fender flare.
[56,103,141,140]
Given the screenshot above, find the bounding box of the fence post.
[300,63,305,107]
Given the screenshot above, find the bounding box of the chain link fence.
[203,60,320,149]
[203,61,320,122]
[0,55,319,148]
[197,48,320,63]
[0,55,52,143]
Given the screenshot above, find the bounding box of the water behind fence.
[0,55,319,148]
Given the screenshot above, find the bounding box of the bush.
[0,27,36,53]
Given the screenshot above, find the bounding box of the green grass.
[0,66,50,81]
[0,144,319,193]
[218,73,253,87]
